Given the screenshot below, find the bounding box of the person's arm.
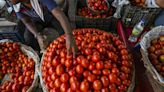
[20,16,39,37]
[17,13,45,51]
[156,0,164,8]
[40,0,78,57]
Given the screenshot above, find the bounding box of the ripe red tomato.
[112,68,119,75]
[76,65,84,74]
[54,78,62,88]
[87,74,96,82]
[93,80,102,90]
[56,64,64,76]
[80,81,89,91]
[109,73,117,83]
[83,71,91,77]
[52,57,59,67]
[60,83,69,92]
[89,63,96,70]
[92,54,100,62]
[101,76,109,87]
[81,58,89,68]
[60,73,69,83]
[96,61,104,70]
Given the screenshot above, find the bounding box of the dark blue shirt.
[16,0,57,19]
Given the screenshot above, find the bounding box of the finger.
[73,45,78,58]
[67,45,71,56]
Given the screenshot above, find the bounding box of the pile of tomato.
[41,28,133,92]
[0,42,35,92]
[87,0,109,13]
[77,7,113,18]
[148,35,164,77]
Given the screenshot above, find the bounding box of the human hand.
[66,34,78,58]
[36,34,45,53]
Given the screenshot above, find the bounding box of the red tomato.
[96,61,104,70]
[60,73,69,83]
[60,83,69,92]
[87,74,96,82]
[93,80,102,90]
[101,76,109,87]
[92,54,100,62]
[80,81,89,92]
[76,65,84,74]
[109,73,117,83]
[56,64,64,76]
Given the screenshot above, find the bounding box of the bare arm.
[51,7,72,36]
[20,16,39,37]
[156,0,164,8]
[51,7,78,56]
[20,16,45,51]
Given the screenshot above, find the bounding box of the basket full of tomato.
[68,0,117,33]
[0,39,40,92]
[140,26,164,92]
[86,0,110,14]
[40,28,135,92]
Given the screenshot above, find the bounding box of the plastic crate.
[0,26,24,43]
[121,5,161,27]
[68,0,117,33]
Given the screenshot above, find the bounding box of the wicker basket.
[146,70,164,92]
[68,0,117,33]
[121,4,161,27]
[140,26,164,92]
[0,39,40,92]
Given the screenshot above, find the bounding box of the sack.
[0,39,40,92]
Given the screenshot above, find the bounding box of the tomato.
[89,63,96,70]
[48,67,54,75]
[60,83,69,92]
[81,58,89,68]
[80,81,89,91]
[60,73,69,83]
[92,54,100,62]
[22,86,29,92]
[101,76,109,87]
[101,88,109,92]
[69,76,77,84]
[109,84,118,92]
[93,70,101,75]
[77,55,85,64]
[83,71,91,77]
[93,80,102,90]
[120,72,127,80]
[52,57,59,67]
[121,66,130,74]
[109,73,117,83]
[85,48,92,55]
[102,69,110,76]
[65,59,72,68]
[68,69,76,76]
[71,81,80,91]
[54,78,62,88]
[76,65,84,74]
[118,85,126,91]
[112,68,119,75]
[56,64,64,76]
[87,74,96,82]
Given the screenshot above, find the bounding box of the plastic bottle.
[128,19,145,42]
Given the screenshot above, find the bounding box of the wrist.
[34,33,41,38]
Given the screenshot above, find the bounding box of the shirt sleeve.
[16,12,25,19]
[40,0,58,11]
